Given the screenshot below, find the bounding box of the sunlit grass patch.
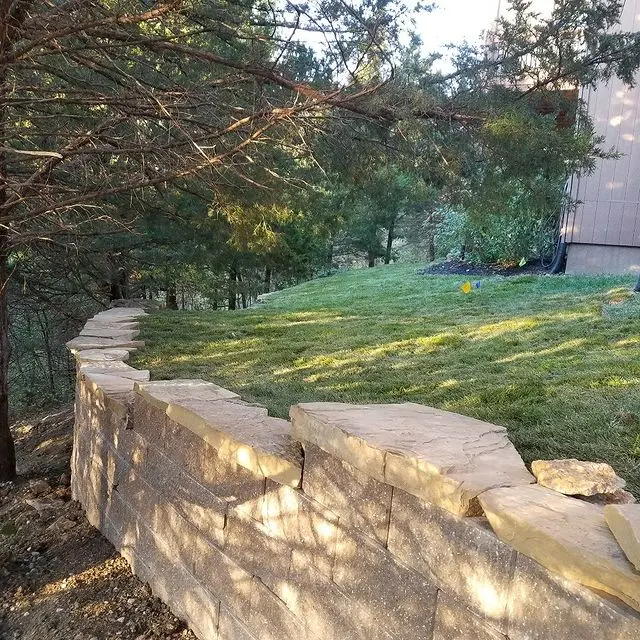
[133,265,640,495]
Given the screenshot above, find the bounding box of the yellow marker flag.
[460,281,472,294]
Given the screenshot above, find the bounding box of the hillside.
[133,264,640,494]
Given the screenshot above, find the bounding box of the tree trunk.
[368,249,376,268]
[0,247,15,481]
[36,311,56,398]
[166,286,178,310]
[384,220,395,265]
[634,274,640,293]
[237,272,247,308]
[264,266,271,292]
[109,267,128,301]
[327,243,333,268]
[228,266,237,310]
[0,49,15,478]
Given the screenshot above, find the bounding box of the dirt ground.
[0,406,197,640]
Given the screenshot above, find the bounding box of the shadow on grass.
[133,273,640,495]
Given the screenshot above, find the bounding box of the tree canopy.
[1,0,640,479]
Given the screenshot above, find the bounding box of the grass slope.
[133,265,640,494]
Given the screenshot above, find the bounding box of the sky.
[416,0,501,54]
[415,0,555,66]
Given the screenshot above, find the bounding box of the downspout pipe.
[549,239,567,274]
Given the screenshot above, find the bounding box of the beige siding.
[564,0,640,247]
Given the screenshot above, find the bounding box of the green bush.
[434,206,557,264]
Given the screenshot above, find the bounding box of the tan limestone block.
[605,504,640,571]
[79,361,150,381]
[479,484,640,612]
[66,336,144,353]
[83,320,139,331]
[75,348,131,363]
[135,380,301,486]
[532,459,626,496]
[81,371,137,395]
[134,379,239,411]
[91,308,146,320]
[80,327,140,340]
[290,402,533,515]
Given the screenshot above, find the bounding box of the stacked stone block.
[69,307,640,640]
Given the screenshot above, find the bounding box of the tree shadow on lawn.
[135,306,640,495]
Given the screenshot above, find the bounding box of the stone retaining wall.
[69,306,640,640]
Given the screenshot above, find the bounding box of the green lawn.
[132,265,640,495]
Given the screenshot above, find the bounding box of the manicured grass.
[132,265,640,494]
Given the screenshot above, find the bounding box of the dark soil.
[417,258,550,277]
[0,407,196,640]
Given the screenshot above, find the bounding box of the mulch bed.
[417,258,550,277]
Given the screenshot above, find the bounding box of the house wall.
[563,0,640,273]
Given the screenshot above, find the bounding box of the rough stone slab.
[92,308,146,320]
[167,399,301,486]
[79,361,150,381]
[136,380,301,486]
[333,525,438,638]
[507,553,640,640]
[81,371,137,395]
[135,379,239,411]
[247,578,304,640]
[66,336,144,352]
[433,592,506,640]
[80,327,140,340]
[75,348,131,363]
[387,489,515,632]
[532,459,626,496]
[260,481,339,578]
[605,505,640,570]
[83,320,139,331]
[302,442,393,544]
[290,402,533,516]
[479,484,640,612]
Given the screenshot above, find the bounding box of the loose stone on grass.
[531,459,626,497]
